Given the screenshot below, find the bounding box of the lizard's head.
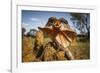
[53,20,61,29]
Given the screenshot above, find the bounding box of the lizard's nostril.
[56,24,58,26]
[54,20,61,28]
[56,23,59,26]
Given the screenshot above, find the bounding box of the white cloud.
[22,23,30,33]
[30,18,40,21]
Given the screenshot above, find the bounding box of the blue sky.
[22,10,78,33]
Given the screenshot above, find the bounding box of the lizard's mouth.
[54,23,61,28]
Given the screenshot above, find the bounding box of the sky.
[22,10,89,34]
[22,10,76,33]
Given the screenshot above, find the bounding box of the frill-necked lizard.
[38,17,77,60]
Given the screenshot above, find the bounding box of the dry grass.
[22,36,90,62]
[70,39,90,59]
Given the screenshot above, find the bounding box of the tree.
[26,29,37,37]
[70,13,90,38]
[22,27,26,37]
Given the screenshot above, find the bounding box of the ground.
[22,35,90,62]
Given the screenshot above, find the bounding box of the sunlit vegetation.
[22,34,90,62]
